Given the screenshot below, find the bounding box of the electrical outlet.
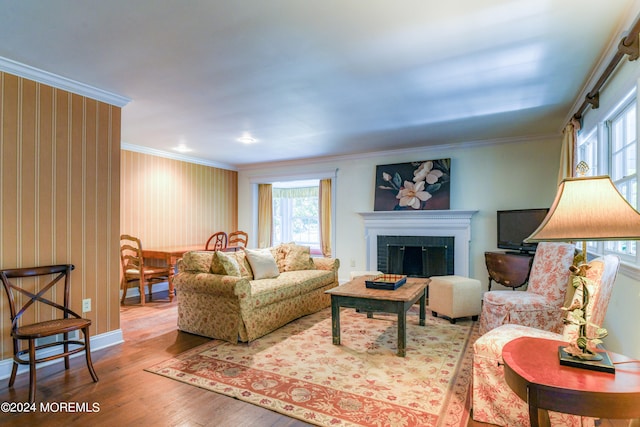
[82,298,91,312]
[350,258,356,267]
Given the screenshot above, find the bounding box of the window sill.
[587,249,640,281]
[619,260,640,281]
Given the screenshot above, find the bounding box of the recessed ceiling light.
[173,144,192,153]
[237,134,257,144]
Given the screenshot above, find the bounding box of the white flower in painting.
[413,161,443,184]
[396,181,432,209]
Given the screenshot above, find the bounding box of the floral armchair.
[472,254,620,426]
[478,242,575,335]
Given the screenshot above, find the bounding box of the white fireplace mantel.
[358,210,478,277]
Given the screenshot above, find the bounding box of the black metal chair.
[0,264,99,402]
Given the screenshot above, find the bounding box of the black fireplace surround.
[377,235,454,278]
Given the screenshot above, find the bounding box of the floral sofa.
[174,243,340,343]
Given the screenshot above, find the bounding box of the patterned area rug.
[146,307,479,426]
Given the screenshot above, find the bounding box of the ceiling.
[1,1,638,168]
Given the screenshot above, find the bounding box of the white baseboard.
[1,281,170,380]
[0,328,124,381]
[121,281,169,299]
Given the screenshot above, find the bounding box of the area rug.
[146,307,479,426]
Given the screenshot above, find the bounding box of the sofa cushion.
[245,248,280,279]
[243,269,334,308]
[181,251,215,273]
[211,251,241,277]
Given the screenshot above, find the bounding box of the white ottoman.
[428,275,481,324]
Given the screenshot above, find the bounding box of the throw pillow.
[272,243,290,272]
[282,243,316,272]
[244,248,280,280]
[181,251,215,273]
[210,251,241,277]
[228,250,254,279]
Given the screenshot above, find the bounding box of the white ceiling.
[1,1,639,168]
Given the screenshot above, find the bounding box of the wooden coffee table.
[503,336,640,426]
[325,276,429,357]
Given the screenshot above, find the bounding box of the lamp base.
[558,346,615,374]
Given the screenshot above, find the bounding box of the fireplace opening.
[377,236,454,278]
[387,245,449,277]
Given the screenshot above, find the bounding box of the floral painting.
[374,159,450,211]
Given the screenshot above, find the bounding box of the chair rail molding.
[358,210,478,277]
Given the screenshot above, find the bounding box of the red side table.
[502,336,640,427]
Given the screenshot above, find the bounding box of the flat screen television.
[497,208,550,253]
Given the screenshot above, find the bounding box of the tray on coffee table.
[365,274,407,290]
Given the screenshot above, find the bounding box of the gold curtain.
[557,118,581,184]
[557,118,585,263]
[319,178,332,257]
[257,184,273,248]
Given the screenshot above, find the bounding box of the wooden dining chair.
[205,231,228,251]
[120,234,172,305]
[0,264,99,403]
[228,230,248,249]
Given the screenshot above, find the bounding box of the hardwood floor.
[0,292,310,427]
[0,291,629,426]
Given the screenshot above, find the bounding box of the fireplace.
[378,235,454,277]
[358,210,477,277]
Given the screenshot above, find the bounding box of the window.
[577,128,601,254]
[576,93,638,265]
[272,179,321,253]
[577,128,598,177]
[605,101,637,258]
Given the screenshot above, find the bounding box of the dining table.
[141,243,243,300]
[141,244,205,301]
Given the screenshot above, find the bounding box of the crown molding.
[237,133,559,172]
[0,56,131,107]
[121,143,237,171]
[126,133,556,172]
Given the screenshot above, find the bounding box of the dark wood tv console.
[484,251,534,291]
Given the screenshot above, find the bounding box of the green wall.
[237,136,640,359]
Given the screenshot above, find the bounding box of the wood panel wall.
[0,72,121,360]
[120,151,237,248]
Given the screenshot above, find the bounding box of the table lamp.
[525,173,640,372]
